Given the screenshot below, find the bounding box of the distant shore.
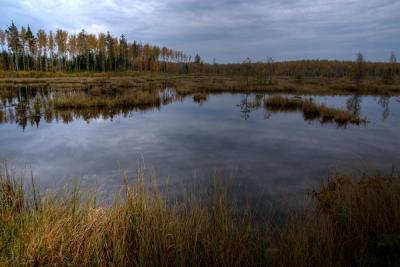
[1,71,399,95]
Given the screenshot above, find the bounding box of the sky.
[0,0,399,63]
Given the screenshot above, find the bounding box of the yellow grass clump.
[265,95,366,125]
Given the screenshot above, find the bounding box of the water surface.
[1,89,399,208]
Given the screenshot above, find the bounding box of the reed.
[278,171,400,266]
[0,167,399,266]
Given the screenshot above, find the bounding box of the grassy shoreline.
[1,72,400,96]
[1,168,399,266]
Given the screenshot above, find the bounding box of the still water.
[1,91,399,207]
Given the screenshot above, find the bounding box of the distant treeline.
[0,22,398,82]
[208,55,398,80]
[0,22,191,73]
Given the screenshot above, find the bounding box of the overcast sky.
[1,0,399,63]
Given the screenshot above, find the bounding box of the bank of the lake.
[1,168,399,266]
[1,72,400,95]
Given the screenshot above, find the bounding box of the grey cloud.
[0,0,399,62]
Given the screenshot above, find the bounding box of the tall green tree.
[26,26,36,70]
[87,34,98,71]
[119,34,128,70]
[6,21,20,70]
[20,26,27,70]
[77,30,91,70]
[105,32,114,71]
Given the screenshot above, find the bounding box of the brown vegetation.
[192,93,208,103]
[265,95,366,125]
[1,72,400,96]
[50,90,162,109]
[0,167,399,266]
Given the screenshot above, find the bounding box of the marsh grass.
[0,166,399,266]
[265,95,366,125]
[0,168,268,266]
[279,171,400,267]
[264,95,304,111]
[49,90,162,109]
[1,73,400,95]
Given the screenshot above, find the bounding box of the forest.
[0,22,189,73]
[0,22,398,82]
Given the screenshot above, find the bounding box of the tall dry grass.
[278,172,400,266]
[0,167,399,266]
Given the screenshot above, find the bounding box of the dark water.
[1,89,400,208]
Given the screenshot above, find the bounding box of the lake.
[1,88,400,209]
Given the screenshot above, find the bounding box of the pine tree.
[87,34,98,71]
[6,21,20,71]
[20,26,27,70]
[26,26,36,70]
[105,32,114,71]
[119,34,128,71]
